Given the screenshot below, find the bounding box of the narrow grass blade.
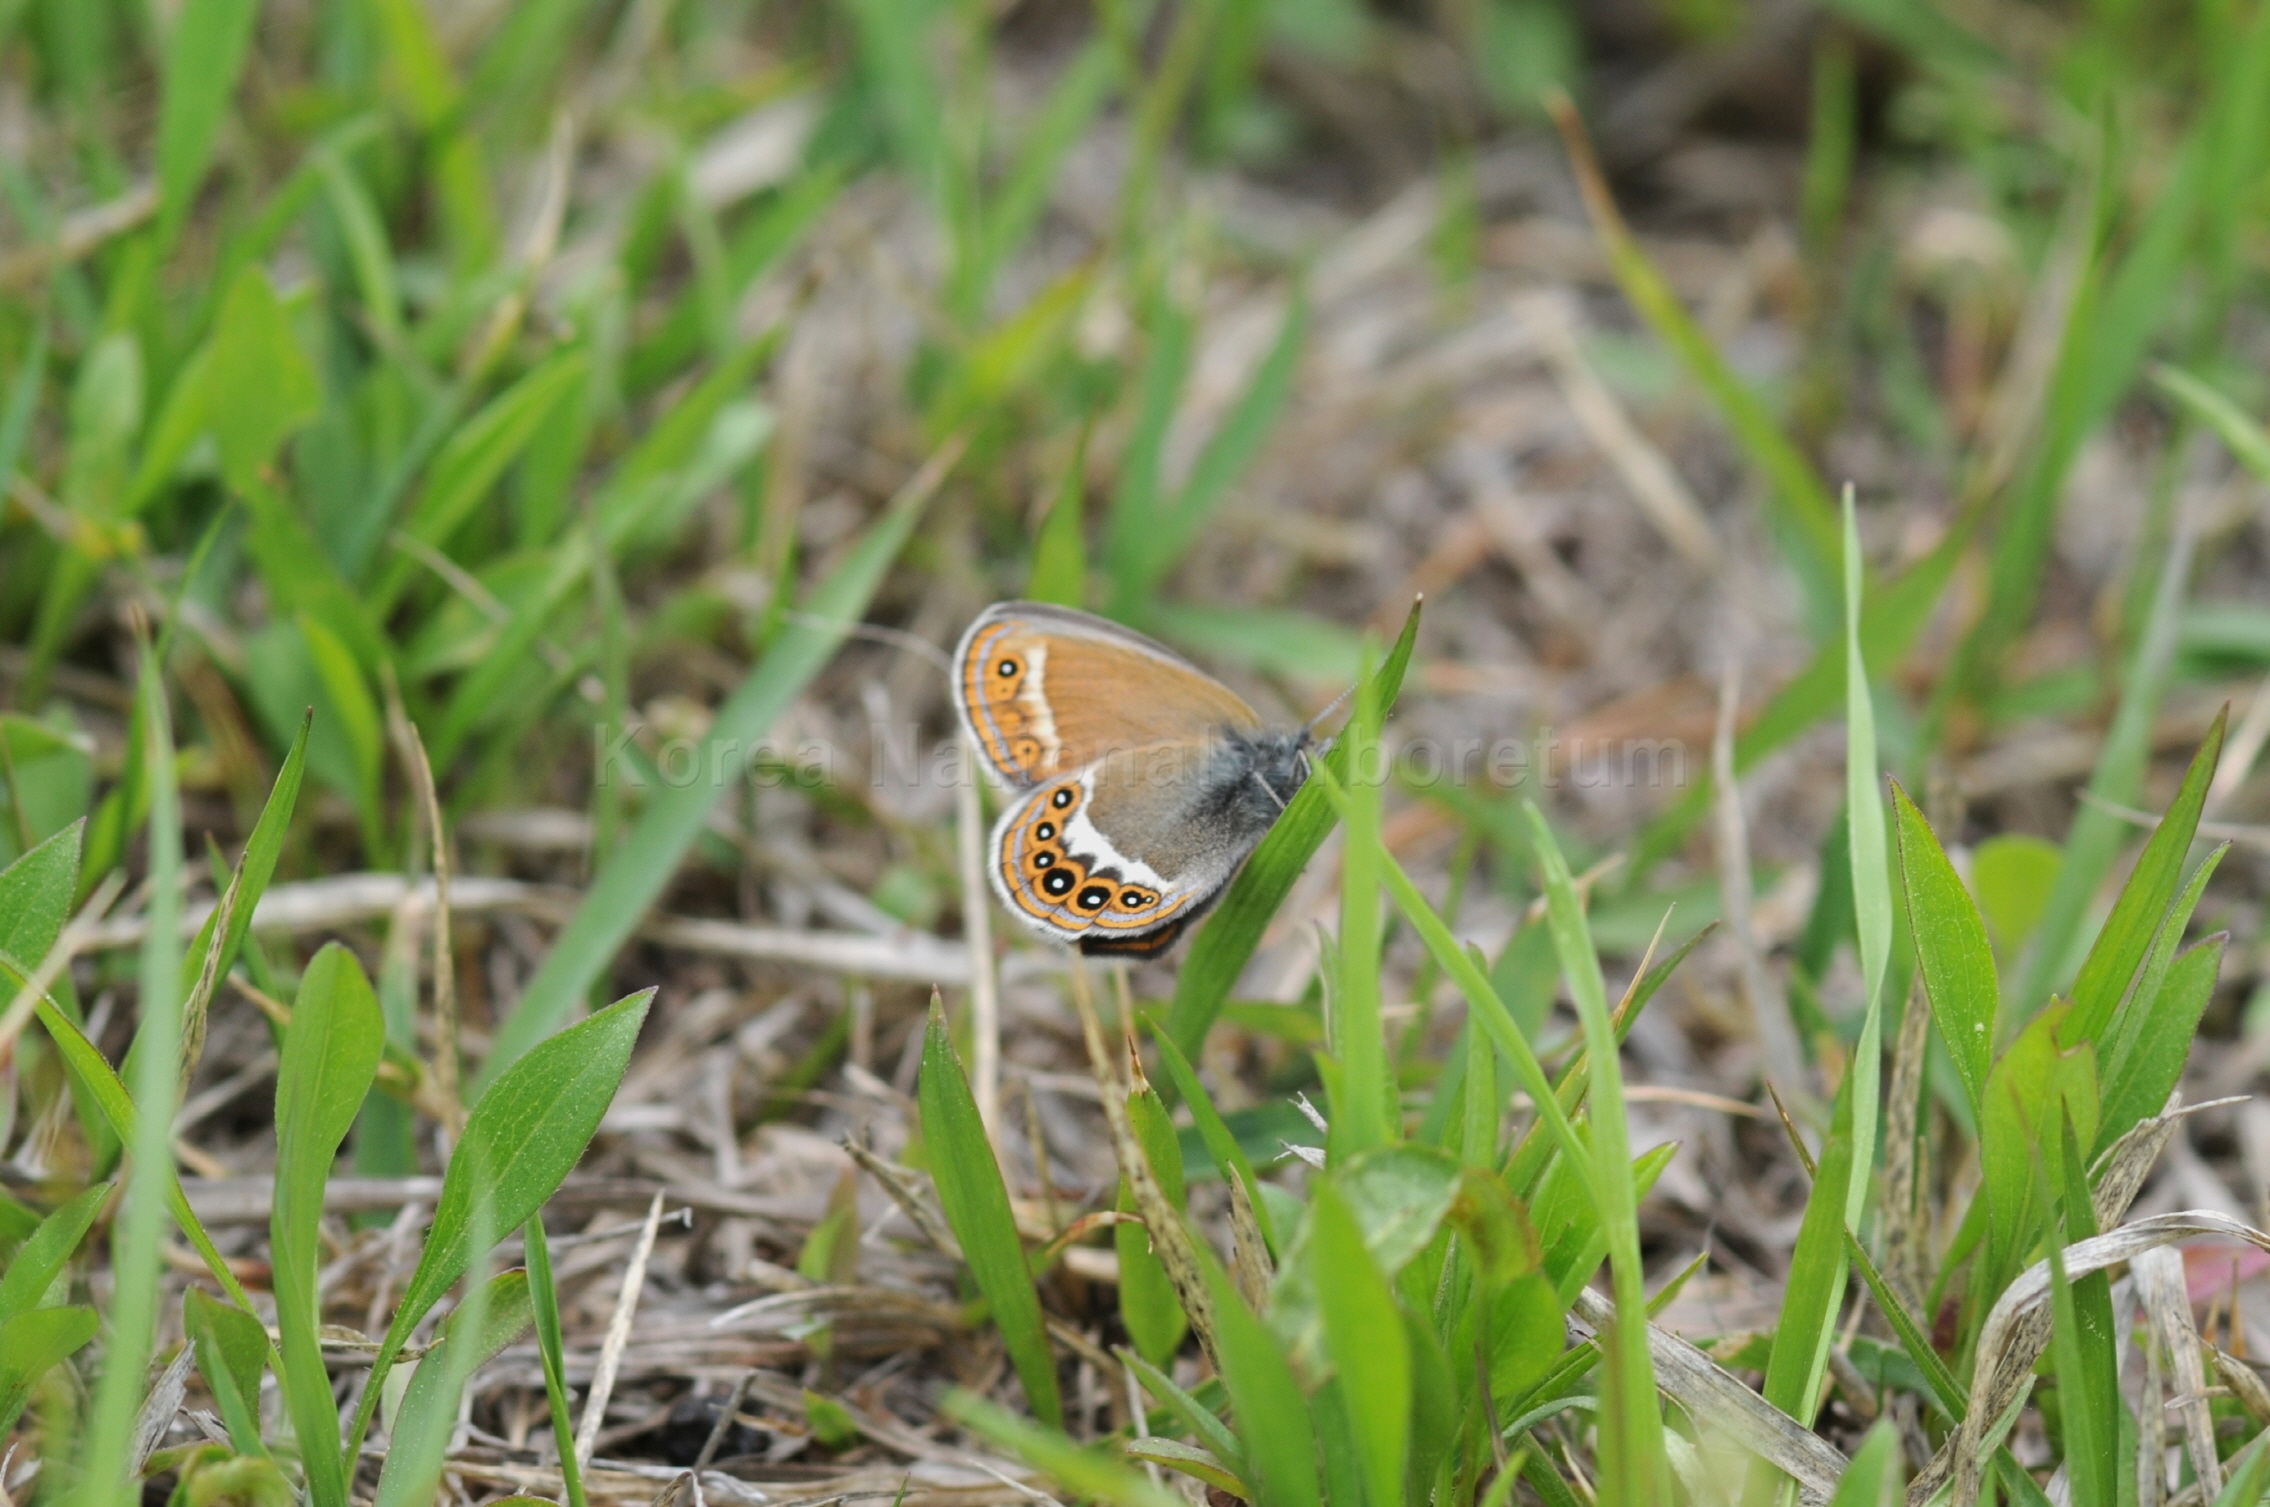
[70,642,185,1507]
[948,1391,1189,1507]
[484,461,945,1079]
[153,0,258,250]
[1311,1179,1410,1507]
[2050,1120,2116,1507]
[2097,934,2223,1155]
[1825,1423,1903,1506]
[1332,640,1392,1156]
[181,710,309,1001]
[2060,711,2223,1048]
[2153,364,2270,482]
[1027,421,1091,607]
[1551,94,1840,625]
[2017,516,2210,1022]
[1199,1244,1322,1507]
[524,1212,587,1507]
[346,988,654,1464]
[1164,599,1420,1064]
[1892,781,1994,1120]
[1747,1089,1853,1507]
[1118,1083,1189,1365]
[1144,1022,1277,1253]
[919,1000,1062,1425]
[1524,802,1666,1507]
[272,943,385,1507]
[1842,491,1891,1235]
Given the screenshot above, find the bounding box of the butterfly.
[954,602,1313,958]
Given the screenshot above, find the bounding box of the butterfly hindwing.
[989,772,1206,948]
[956,603,1263,788]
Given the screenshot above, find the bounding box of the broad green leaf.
[204,268,323,492]
[1971,835,2063,954]
[1893,781,1995,1119]
[1979,1001,2098,1296]
[0,1182,108,1329]
[0,819,83,968]
[918,1002,1061,1427]
[153,0,259,249]
[273,944,385,1507]
[483,472,937,1078]
[1125,1437,1249,1498]
[1165,599,1420,1063]
[346,989,654,1464]
[0,726,92,867]
[376,1271,533,1507]
[1117,1083,1189,1365]
[0,1305,98,1435]
[185,1286,271,1458]
[1310,1180,1410,1507]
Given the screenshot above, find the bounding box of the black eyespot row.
[1051,788,1073,808]
[1076,886,1111,910]
[1043,871,1073,896]
[1034,822,1054,840]
[1033,851,1054,868]
[1118,890,1148,907]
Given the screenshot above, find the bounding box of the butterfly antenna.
[1250,768,1289,814]
[1305,682,1357,739]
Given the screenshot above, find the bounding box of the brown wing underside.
[956,604,1261,788]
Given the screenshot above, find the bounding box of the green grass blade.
[346,988,654,1464]
[1143,1021,1277,1253]
[1552,95,1840,627]
[184,1287,270,1458]
[69,642,184,1507]
[1825,1423,1904,1506]
[1027,422,1091,607]
[152,0,258,251]
[524,1213,588,1507]
[1842,490,1891,1235]
[2152,365,2270,482]
[272,943,386,1507]
[948,1391,1189,1507]
[919,1000,1062,1426]
[376,1270,533,1507]
[180,709,309,1001]
[0,1306,98,1436]
[1331,640,1392,1156]
[483,469,941,1079]
[2050,1120,2116,1507]
[1523,802,1665,1506]
[2060,711,2224,1048]
[1891,781,1994,1121]
[1104,288,1196,607]
[1164,598,1419,1064]
[2097,934,2223,1155]
[1118,1083,1190,1365]
[1198,1244,1322,1507]
[1311,1179,1410,1507]
[1747,1089,1853,1507]
[0,1181,107,1329]
[1628,520,1967,879]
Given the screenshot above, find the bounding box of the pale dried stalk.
[2136,1246,2221,1499]
[404,723,462,1136]
[577,1192,669,1471]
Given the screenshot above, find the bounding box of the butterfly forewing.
[956,603,1263,788]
